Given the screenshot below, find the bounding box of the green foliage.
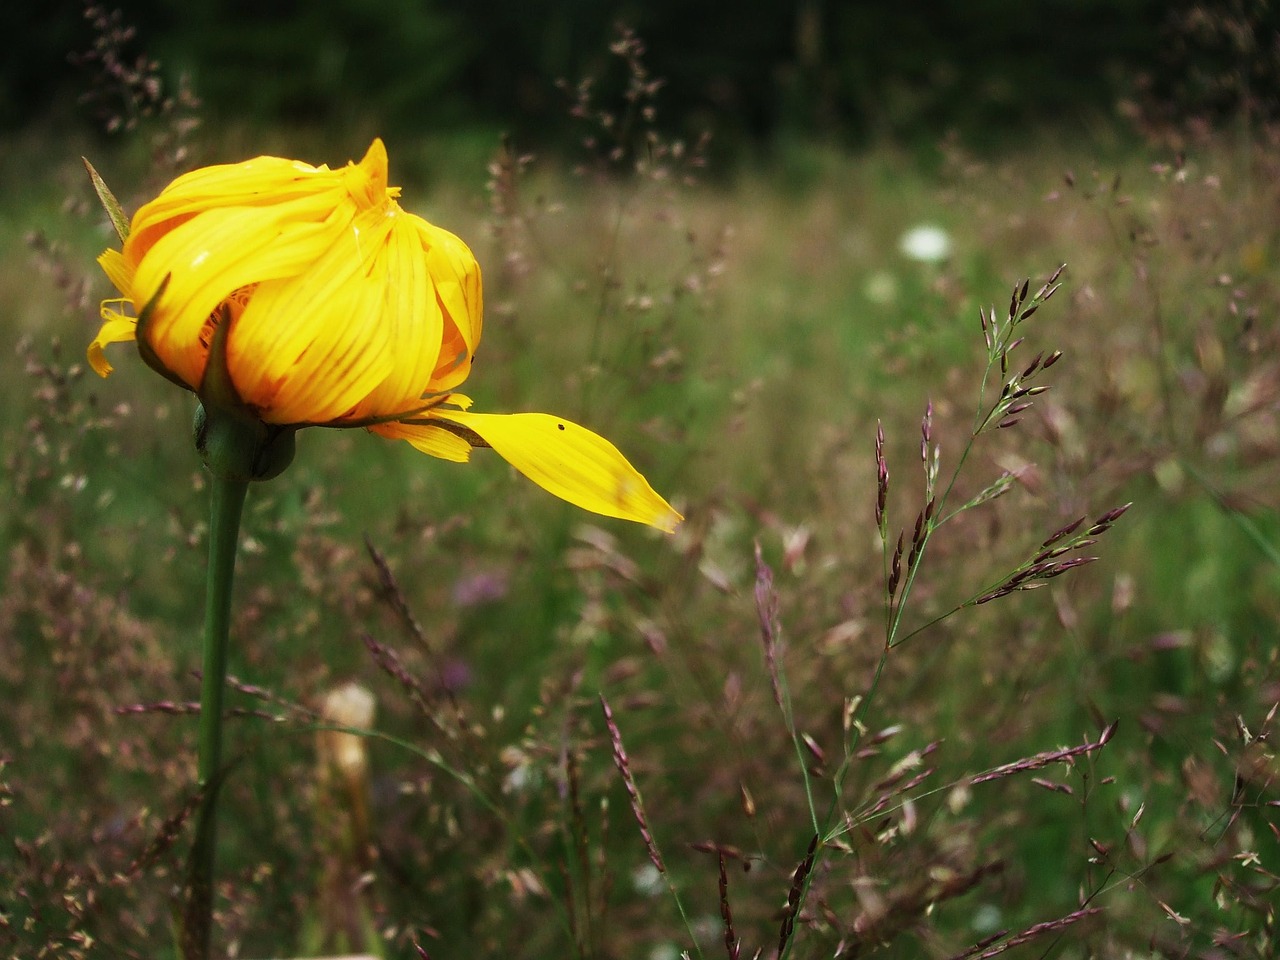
[130,0,467,131]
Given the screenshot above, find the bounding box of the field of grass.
[2,112,1278,959]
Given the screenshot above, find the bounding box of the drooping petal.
[370,419,473,462]
[433,410,682,532]
[88,250,140,377]
[88,305,138,377]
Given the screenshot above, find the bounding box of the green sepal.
[83,157,131,243]
[197,301,244,412]
[133,274,191,392]
[192,292,296,482]
[194,300,296,481]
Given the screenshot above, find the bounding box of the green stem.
[182,475,249,960]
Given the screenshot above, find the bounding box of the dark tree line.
[8,1,1278,146]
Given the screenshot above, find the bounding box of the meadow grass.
[1,116,1278,959]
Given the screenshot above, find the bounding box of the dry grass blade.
[364,538,472,730]
[124,787,203,877]
[754,542,784,711]
[361,632,430,711]
[776,833,818,957]
[970,721,1117,786]
[365,537,435,655]
[942,906,1103,960]
[599,693,665,873]
[114,699,200,716]
[718,852,741,960]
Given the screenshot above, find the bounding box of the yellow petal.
[342,138,392,208]
[127,139,388,260]
[370,419,473,462]
[346,210,442,419]
[134,201,359,389]
[413,216,483,394]
[126,156,342,257]
[87,305,138,377]
[417,218,483,354]
[434,410,681,532]
[97,248,135,296]
[226,208,396,424]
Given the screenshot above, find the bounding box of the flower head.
[89,139,680,531]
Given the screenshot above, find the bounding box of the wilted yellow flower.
[89,139,680,531]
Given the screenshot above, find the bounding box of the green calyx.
[194,404,296,483]
[193,299,296,483]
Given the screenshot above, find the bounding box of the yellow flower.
[89,139,681,532]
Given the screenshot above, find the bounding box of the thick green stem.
[182,474,249,960]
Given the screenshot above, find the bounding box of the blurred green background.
[4,3,1280,959]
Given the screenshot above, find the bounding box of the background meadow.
[2,5,1279,959]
